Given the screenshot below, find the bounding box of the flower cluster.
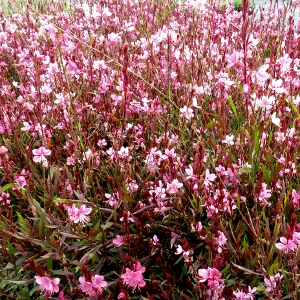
[0,0,300,298]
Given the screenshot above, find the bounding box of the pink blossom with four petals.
[121,261,146,291]
[113,235,125,247]
[275,237,296,254]
[79,275,107,297]
[32,147,51,165]
[35,276,60,296]
[67,204,92,225]
[204,169,217,187]
[198,267,223,289]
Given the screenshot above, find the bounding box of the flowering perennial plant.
[34,276,60,297]
[1,0,300,298]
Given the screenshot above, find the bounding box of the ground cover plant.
[1,0,300,298]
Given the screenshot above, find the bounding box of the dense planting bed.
[1,0,300,299]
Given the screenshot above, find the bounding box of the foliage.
[0,0,300,299]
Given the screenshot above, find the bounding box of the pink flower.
[66,156,75,165]
[222,135,234,145]
[21,122,31,132]
[192,97,201,108]
[120,211,135,223]
[118,292,126,299]
[198,267,222,289]
[242,84,249,95]
[118,146,131,159]
[83,149,93,161]
[58,291,65,300]
[175,244,189,256]
[91,275,107,294]
[67,204,92,225]
[40,83,52,95]
[0,146,8,156]
[79,277,93,295]
[291,190,300,210]
[152,235,159,246]
[264,273,283,293]
[34,276,60,296]
[66,184,73,197]
[128,181,138,192]
[113,235,125,247]
[185,165,196,181]
[97,139,107,148]
[32,147,51,165]
[191,221,202,233]
[180,105,194,120]
[256,96,275,111]
[0,192,10,205]
[233,286,256,300]
[121,261,146,291]
[166,179,183,194]
[79,275,107,297]
[175,244,183,255]
[93,60,107,71]
[215,231,227,253]
[105,192,119,208]
[271,112,281,127]
[255,64,270,83]
[257,183,272,207]
[275,237,296,254]
[270,79,286,94]
[15,176,27,188]
[277,54,292,73]
[194,85,204,95]
[204,169,217,187]
[227,50,238,68]
[164,148,177,159]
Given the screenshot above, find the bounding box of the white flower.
[222,135,234,145]
[180,106,194,120]
[271,112,281,127]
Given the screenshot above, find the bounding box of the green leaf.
[243,238,249,257]
[239,166,252,174]
[16,212,31,236]
[33,199,42,209]
[60,232,81,239]
[175,255,183,265]
[6,279,34,285]
[189,197,195,209]
[51,270,74,275]
[101,222,112,231]
[228,96,237,117]
[16,212,26,228]
[261,165,270,183]
[108,256,118,265]
[49,163,55,180]
[74,190,85,201]
[289,99,300,119]
[33,198,46,216]
[180,264,188,282]
[77,121,85,151]
[6,239,15,257]
[220,264,230,275]
[47,258,53,270]
[53,198,67,203]
[0,183,14,193]
[254,129,259,152]
[65,166,75,188]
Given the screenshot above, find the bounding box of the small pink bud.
[243,84,249,95]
